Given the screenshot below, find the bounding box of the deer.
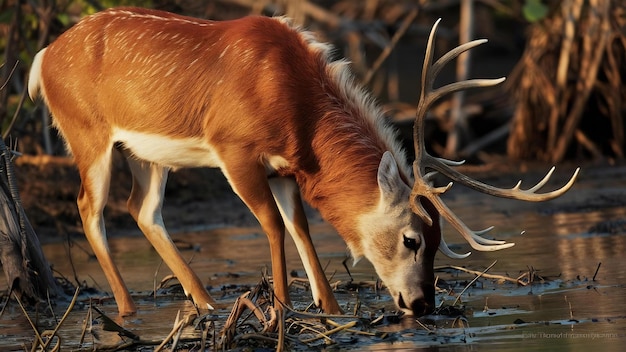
[28,7,578,318]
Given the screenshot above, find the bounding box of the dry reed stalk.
[154,310,198,352]
[451,260,498,306]
[362,8,418,86]
[435,263,527,286]
[17,286,80,351]
[552,0,611,162]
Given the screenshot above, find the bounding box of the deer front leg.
[269,177,342,314]
[222,164,291,310]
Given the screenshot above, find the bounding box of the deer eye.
[403,234,420,253]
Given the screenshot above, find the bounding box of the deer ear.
[377,151,402,196]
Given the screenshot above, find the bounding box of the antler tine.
[522,166,555,192]
[413,18,441,169]
[439,235,470,259]
[413,19,505,180]
[430,39,488,79]
[415,19,505,146]
[428,189,515,252]
[425,38,506,111]
[424,158,581,202]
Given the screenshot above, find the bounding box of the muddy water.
[1,166,625,351]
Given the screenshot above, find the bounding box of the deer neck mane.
[290,62,410,254]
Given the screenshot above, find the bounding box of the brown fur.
[44,7,401,243]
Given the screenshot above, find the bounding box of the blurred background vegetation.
[1,0,624,163]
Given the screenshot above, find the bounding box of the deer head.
[364,19,579,316]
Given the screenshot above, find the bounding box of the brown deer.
[28,8,578,317]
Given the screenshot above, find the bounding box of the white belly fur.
[112,129,223,169]
[112,129,292,175]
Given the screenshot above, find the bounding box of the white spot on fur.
[165,65,177,77]
[219,44,230,59]
[263,155,290,175]
[188,58,199,68]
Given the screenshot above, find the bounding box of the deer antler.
[411,19,580,259]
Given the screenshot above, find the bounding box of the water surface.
[1,166,625,351]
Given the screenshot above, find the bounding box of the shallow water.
[1,165,625,351]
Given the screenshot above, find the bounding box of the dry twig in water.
[17,286,80,351]
[435,262,527,286]
[452,260,498,306]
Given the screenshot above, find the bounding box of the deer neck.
[292,110,408,258]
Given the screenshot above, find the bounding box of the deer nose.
[410,297,434,316]
[399,284,435,316]
[411,283,435,316]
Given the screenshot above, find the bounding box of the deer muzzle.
[398,283,436,316]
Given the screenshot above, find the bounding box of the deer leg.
[268,177,342,314]
[125,157,215,310]
[221,164,290,310]
[76,149,136,316]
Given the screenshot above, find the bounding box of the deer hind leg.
[76,148,136,316]
[124,156,215,310]
[268,177,342,314]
